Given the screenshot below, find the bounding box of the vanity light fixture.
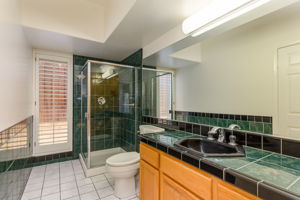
[182,0,271,37]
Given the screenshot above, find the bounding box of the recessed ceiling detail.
[21,0,136,43]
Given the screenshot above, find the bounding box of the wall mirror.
[142,2,300,140]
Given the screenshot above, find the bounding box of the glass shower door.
[81,66,89,167]
[80,60,139,170]
[89,62,138,167]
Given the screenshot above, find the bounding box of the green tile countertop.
[141,131,300,197]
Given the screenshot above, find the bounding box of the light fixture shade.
[182,0,271,37]
[102,68,118,80]
[102,68,114,79]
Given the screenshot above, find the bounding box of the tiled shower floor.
[21,160,139,200]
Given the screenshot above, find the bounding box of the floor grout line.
[40,165,46,199]
[103,173,121,200]
[70,160,82,200]
[91,175,102,200]
[59,163,61,200]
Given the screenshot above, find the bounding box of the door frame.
[33,49,73,156]
[274,41,300,137]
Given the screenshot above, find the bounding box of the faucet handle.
[229,134,237,146]
[207,131,215,140]
[228,124,241,130]
[207,127,221,140]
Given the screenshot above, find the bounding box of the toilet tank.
[139,125,165,134]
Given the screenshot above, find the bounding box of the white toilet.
[106,125,165,198]
[106,152,140,198]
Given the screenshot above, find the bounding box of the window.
[158,73,172,119]
[34,51,72,155]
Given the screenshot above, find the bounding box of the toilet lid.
[106,152,140,167]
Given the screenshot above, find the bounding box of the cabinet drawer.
[140,143,160,168]
[161,154,212,200]
[213,179,261,200]
[161,173,202,200]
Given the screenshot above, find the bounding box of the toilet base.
[114,177,136,198]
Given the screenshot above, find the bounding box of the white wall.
[176,4,300,116]
[0,0,33,131]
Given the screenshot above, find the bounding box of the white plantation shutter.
[38,59,68,146]
[35,52,72,155]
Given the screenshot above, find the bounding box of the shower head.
[76,74,86,80]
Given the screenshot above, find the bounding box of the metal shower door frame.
[81,60,138,168]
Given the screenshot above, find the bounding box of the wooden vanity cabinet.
[140,160,159,200]
[140,144,160,200]
[139,143,260,200]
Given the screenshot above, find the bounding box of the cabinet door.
[213,179,261,200]
[140,160,159,200]
[161,173,202,200]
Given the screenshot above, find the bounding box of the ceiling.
[21,0,213,61]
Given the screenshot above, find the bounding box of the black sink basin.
[174,138,245,157]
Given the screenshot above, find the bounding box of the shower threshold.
[79,147,125,177]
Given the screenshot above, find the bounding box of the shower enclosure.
[142,70,174,119]
[79,60,139,176]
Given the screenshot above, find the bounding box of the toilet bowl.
[106,125,164,198]
[106,152,140,198]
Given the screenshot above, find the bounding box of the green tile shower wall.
[90,71,121,152]
[121,49,143,152]
[122,49,143,67]
[175,113,272,135]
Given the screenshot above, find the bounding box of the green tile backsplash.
[174,111,272,134]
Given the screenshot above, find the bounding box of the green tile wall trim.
[0,116,33,200]
[174,111,273,134]
[263,123,272,134]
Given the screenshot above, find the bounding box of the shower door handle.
[123,104,135,107]
[85,112,90,119]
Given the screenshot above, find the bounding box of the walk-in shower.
[79,60,139,176]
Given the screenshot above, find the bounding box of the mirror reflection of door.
[278,43,300,139]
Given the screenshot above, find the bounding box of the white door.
[278,43,300,139]
[34,52,73,156]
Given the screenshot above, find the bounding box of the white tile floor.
[21,160,139,200]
